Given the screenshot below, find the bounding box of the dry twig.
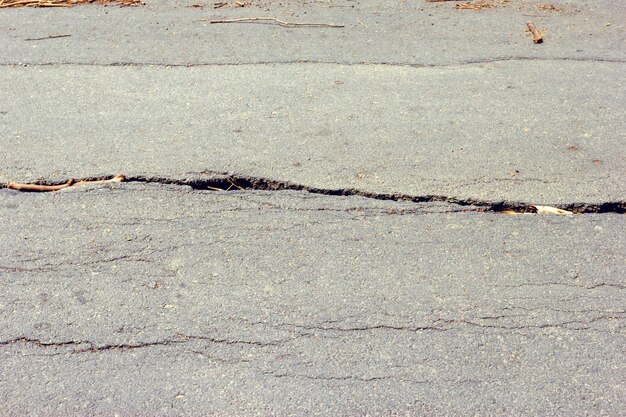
[7,174,125,192]
[226,178,245,190]
[0,0,140,8]
[201,17,344,28]
[206,185,226,191]
[25,34,71,41]
[526,20,543,43]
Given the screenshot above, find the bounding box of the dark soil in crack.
[2,172,625,214]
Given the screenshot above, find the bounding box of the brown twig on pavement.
[202,17,344,28]
[7,174,125,192]
[7,178,76,192]
[527,21,543,43]
[0,0,140,8]
[0,0,66,7]
[25,34,71,41]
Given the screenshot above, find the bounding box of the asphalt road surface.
[0,0,624,415]
[1,184,624,415]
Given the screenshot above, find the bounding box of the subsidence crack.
[3,173,625,214]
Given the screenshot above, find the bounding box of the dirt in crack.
[3,173,625,214]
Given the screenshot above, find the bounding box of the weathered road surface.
[1,184,624,415]
[1,0,625,204]
[1,0,625,415]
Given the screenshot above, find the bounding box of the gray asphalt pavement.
[1,0,625,204]
[1,184,624,415]
[1,0,625,65]
[0,0,625,415]
[1,59,624,204]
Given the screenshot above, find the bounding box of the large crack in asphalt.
[3,173,624,214]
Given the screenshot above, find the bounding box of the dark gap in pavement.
[3,173,624,214]
[134,175,626,214]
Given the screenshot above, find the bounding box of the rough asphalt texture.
[0,0,625,415]
[1,184,625,415]
[0,0,624,204]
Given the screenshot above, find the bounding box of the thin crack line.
[247,315,624,335]
[267,322,446,333]
[1,56,624,68]
[0,334,286,353]
[262,370,495,385]
[435,316,624,332]
[0,337,183,352]
[496,282,625,290]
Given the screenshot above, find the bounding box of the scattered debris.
[213,1,254,8]
[202,17,344,28]
[206,185,226,191]
[0,0,140,7]
[226,178,245,191]
[526,20,543,43]
[455,1,496,10]
[24,34,71,41]
[532,205,573,215]
[6,174,125,192]
[501,205,574,215]
[537,3,561,13]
